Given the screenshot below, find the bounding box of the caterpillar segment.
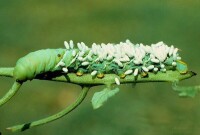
[13,49,66,81]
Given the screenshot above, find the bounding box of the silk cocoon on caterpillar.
[56,40,187,81]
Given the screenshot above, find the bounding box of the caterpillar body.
[13,40,188,82]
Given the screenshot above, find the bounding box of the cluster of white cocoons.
[59,40,181,85]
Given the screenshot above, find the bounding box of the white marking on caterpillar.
[134,47,145,64]
[55,61,65,68]
[59,61,65,66]
[62,67,68,73]
[87,55,93,61]
[77,43,82,50]
[151,42,169,62]
[133,60,140,65]
[107,55,113,61]
[69,54,79,65]
[177,56,181,60]
[169,45,174,56]
[142,67,149,72]
[113,59,123,67]
[124,70,133,75]
[98,55,104,62]
[82,61,89,66]
[94,57,100,62]
[150,54,155,59]
[161,68,166,72]
[81,42,88,51]
[134,68,139,76]
[151,58,160,63]
[79,51,85,57]
[154,67,158,72]
[72,50,76,57]
[161,64,165,69]
[91,43,97,55]
[69,40,74,49]
[91,70,98,76]
[147,65,154,70]
[117,61,123,67]
[78,57,84,61]
[173,48,178,59]
[87,50,93,57]
[119,55,130,62]
[115,78,120,85]
[172,62,177,66]
[64,41,70,50]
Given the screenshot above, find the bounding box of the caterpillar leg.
[7,86,90,132]
[0,81,22,106]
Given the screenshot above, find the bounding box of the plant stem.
[0,67,14,77]
[7,86,90,132]
[0,81,22,106]
[46,71,196,85]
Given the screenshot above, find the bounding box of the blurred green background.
[0,0,200,135]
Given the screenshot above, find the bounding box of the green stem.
[0,81,22,106]
[7,86,90,132]
[0,67,14,77]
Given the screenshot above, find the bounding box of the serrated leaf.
[91,87,120,109]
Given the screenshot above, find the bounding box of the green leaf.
[172,82,200,98]
[178,89,198,97]
[91,87,120,109]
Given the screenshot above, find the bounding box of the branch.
[47,71,196,85]
[7,86,90,132]
[0,67,14,77]
[0,81,22,106]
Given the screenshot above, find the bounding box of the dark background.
[0,0,200,135]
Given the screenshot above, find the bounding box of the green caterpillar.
[14,49,65,81]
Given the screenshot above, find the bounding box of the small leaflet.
[172,81,200,98]
[91,87,120,109]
